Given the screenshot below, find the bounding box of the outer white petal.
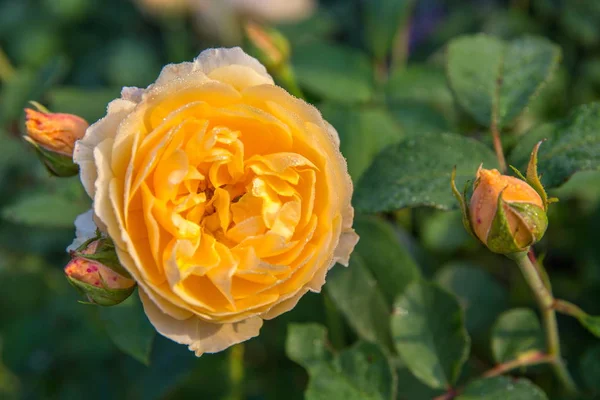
[140,289,263,356]
[66,209,97,252]
[73,99,137,198]
[194,47,274,85]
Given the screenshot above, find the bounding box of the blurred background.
[1,0,600,399]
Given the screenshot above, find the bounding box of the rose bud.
[451,141,555,255]
[23,103,88,177]
[244,21,290,72]
[65,238,135,306]
[469,167,547,254]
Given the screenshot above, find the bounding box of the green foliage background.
[1,0,600,399]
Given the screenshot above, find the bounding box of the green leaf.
[388,103,450,137]
[354,215,421,305]
[292,42,374,104]
[285,323,331,369]
[578,313,600,338]
[421,211,471,253]
[508,103,600,188]
[47,87,120,123]
[387,66,454,112]
[2,191,89,228]
[321,104,403,182]
[286,324,396,400]
[354,132,497,213]
[579,344,600,392]
[391,281,470,389]
[456,376,548,400]
[491,308,544,363]
[98,293,155,365]
[447,34,560,128]
[435,263,509,337]
[364,0,414,61]
[326,255,394,351]
[395,361,444,400]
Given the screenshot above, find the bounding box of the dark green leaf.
[292,42,374,104]
[579,344,600,392]
[98,293,155,365]
[322,104,403,182]
[447,34,560,128]
[578,313,600,338]
[354,132,498,213]
[421,211,472,253]
[388,103,450,136]
[364,0,414,61]
[491,308,544,363]
[508,103,600,188]
[391,281,470,389]
[285,323,331,370]
[456,376,548,400]
[387,66,454,112]
[2,191,89,228]
[354,215,420,305]
[435,263,509,336]
[326,255,394,351]
[395,358,444,400]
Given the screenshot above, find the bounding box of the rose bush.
[72,47,358,356]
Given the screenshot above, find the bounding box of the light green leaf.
[391,281,470,389]
[354,215,420,305]
[292,42,374,104]
[508,103,600,188]
[354,132,497,213]
[321,104,403,182]
[456,376,548,400]
[98,293,155,365]
[579,344,600,392]
[435,263,509,337]
[364,0,414,61]
[2,190,90,228]
[286,324,396,400]
[326,255,394,351]
[447,34,560,128]
[285,323,331,370]
[491,308,544,363]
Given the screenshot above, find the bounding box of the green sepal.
[509,165,527,181]
[451,166,475,238]
[486,189,526,254]
[23,136,79,177]
[508,203,548,243]
[526,141,551,210]
[66,275,135,307]
[73,236,132,279]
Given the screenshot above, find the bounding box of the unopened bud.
[469,168,547,254]
[24,103,88,177]
[244,21,290,72]
[65,238,135,306]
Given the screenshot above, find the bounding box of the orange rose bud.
[65,239,135,306]
[23,104,88,177]
[469,167,547,254]
[25,108,88,156]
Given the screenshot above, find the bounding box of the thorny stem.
[433,351,555,400]
[0,47,15,82]
[511,251,578,394]
[491,121,507,173]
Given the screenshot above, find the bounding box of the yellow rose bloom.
[73,47,358,355]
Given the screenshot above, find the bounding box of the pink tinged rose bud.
[23,104,88,177]
[65,239,136,306]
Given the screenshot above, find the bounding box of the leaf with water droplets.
[447,34,560,128]
[354,132,497,213]
[456,376,548,400]
[391,281,470,389]
[509,102,600,188]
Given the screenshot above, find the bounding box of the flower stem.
[0,47,15,82]
[510,251,578,394]
[491,121,507,173]
[228,343,245,400]
[482,350,554,378]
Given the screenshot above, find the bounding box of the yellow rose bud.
[65,239,136,306]
[73,47,358,356]
[469,167,547,254]
[25,108,88,156]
